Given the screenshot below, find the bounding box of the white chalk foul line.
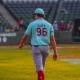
[60,58,80,64]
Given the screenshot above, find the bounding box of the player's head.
[33,8,45,19]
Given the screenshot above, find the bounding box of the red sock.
[38,70,44,80]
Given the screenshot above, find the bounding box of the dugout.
[72,18,80,42]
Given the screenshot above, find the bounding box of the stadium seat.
[57,0,80,23]
[0,13,12,32]
[2,0,55,26]
[1,0,80,26]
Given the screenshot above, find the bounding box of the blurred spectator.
[66,22,73,31]
[53,20,59,31]
[12,25,19,32]
[60,20,66,32]
[18,16,25,31]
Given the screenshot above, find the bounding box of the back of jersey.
[25,19,54,46]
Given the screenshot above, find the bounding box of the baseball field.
[0,44,80,80]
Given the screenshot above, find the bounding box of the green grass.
[0,46,80,80]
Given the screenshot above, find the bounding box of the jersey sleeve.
[24,23,32,36]
[50,25,54,36]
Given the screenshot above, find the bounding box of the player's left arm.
[19,23,32,48]
[50,36,58,60]
[50,25,58,60]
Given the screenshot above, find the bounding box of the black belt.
[33,45,39,47]
[32,45,48,47]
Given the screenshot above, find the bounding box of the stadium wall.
[0,32,23,45]
[0,31,73,45]
[55,31,72,43]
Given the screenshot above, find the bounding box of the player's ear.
[32,13,36,19]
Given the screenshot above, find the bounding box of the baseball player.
[19,8,57,80]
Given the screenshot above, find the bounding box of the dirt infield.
[58,47,80,50]
[59,55,80,59]
[58,46,80,59]
[0,45,80,59]
[52,46,80,64]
